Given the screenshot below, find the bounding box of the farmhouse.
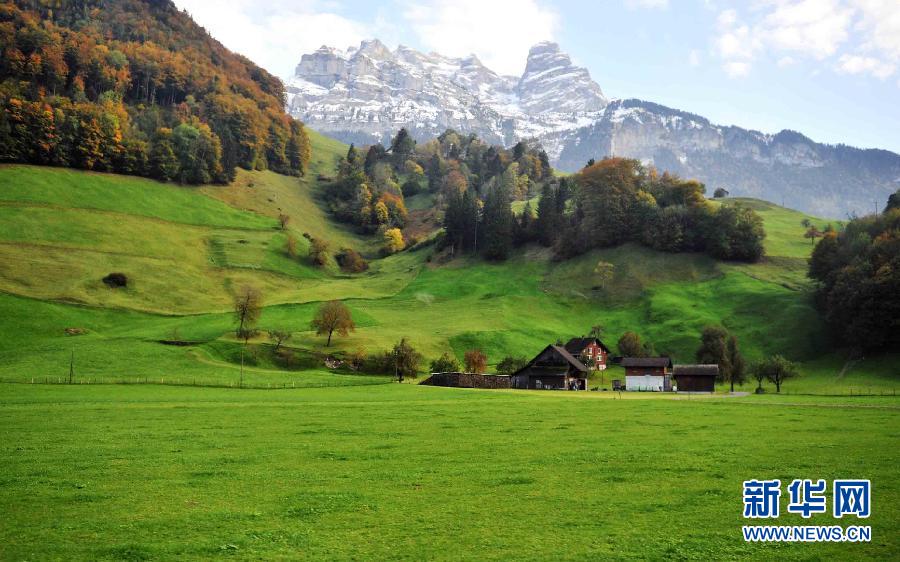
[622,357,673,391]
[511,344,588,390]
[563,337,610,370]
[673,364,719,393]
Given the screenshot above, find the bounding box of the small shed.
[673,364,719,392]
[622,357,673,391]
[511,345,589,390]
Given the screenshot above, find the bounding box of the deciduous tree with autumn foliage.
[0,0,310,183]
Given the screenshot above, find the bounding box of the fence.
[0,375,393,390]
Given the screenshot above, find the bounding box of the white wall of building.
[625,375,666,392]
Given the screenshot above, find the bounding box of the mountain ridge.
[286,40,900,218]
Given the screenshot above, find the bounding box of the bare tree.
[311,300,355,346]
[268,330,292,351]
[234,286,263,387]
[752,355,798,393]
[278,213,291,230]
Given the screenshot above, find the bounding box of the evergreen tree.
[480,171,514,260]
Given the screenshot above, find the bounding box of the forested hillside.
[327,127,765,263]
[0,0,310,183]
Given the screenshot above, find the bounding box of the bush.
[382,228,405,255]
[430,352,460,373]
[308,237,330,266]
[336,248,369,273]
[102,272,128,288]
[496,356,528,375]
[401,179,422,197]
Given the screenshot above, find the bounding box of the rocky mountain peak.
[518,41,606,115]
[284,40,899,217]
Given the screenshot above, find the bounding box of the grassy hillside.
[1,384,897,560]
[0,131,896,392]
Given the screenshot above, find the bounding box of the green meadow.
[1,384,897,560]
[0,129,897,560]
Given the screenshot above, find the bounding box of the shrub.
[285,234,298,258]
[430,352,460,373]
[102,272,128,288]
[496,356,528,375]
[336,248,369,273]
[309,237,330,266]
[382,228,405,255]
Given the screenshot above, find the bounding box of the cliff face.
[287,41,900,218]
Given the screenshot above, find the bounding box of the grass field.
[1,384,897,560]
[1,129,898,560]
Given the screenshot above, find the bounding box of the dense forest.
[325,128,553,256]
[809,193,900,351]
[0,0,310,183]
[327,127,765,262]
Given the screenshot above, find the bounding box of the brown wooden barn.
[622,357,673,391]
[673,364,719,392]
[511,345,589,390]
[564,337,611,371]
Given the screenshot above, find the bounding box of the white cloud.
[852,0,900,60]
[711,0,900,80]
[777,56,796,67]
[723,61,751,77]
[173,0,373,78]
[836,54,895,78]
[401,0,559,75]
[763,0,853,59]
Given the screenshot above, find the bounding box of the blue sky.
[174,0,900,153]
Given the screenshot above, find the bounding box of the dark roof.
[621,357,673,368]
[512,344,589,376]
[673,364,719,376]
[564,337,611,355]
[551,345,589,372]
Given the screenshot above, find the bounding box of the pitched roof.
[621,357,673,368]
[550,345,589,372]
[673,364,720,376]
[564,337,611,355]
[513,344,589,376]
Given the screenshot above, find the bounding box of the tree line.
[808,191,900,352]
[0,0,310,184]
[445,155,766,262]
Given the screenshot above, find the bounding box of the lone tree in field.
[234,285,263,387]
[752,355,798,393]
[696,325,732,382]
[278,213,291,230]
[430,352,460,373]
[392,337,422,382]
[311,300,355,346]
[713,187,729,198]
[464,349,487,373]
[589,324,605,339]
[268,329,292,351]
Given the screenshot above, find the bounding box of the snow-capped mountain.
[286,40,900,218]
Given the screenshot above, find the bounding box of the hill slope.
[0,135,895,391]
